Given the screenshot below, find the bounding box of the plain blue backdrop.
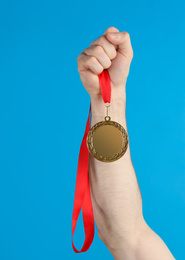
[0,0,184,259]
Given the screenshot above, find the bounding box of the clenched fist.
[77,26,133,100]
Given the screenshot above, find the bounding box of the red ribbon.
[72,69,111,253]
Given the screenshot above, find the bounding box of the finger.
[103,26,119,50]
[77,53,103,75]
[82,45,111,70]
[103,26,119,35]
[105,31,133,61]
[89,35,117,61]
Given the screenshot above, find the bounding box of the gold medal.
[87,103,128,162]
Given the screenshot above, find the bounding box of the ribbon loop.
[72,69,111,252]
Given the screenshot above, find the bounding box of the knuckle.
[88,56,97,66]
[89,40,95,46]
[98,66,104,74]
[82,47,88,54]
[123,31,130,40]
[96,35,105,45]
[104,59,111,69]
[111,49,117,59]
[77,53,82,64]
[93,45,103,56]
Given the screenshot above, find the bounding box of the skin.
[77,26,175,260]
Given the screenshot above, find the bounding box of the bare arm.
[89,96,175,260]
[77,26,175,260]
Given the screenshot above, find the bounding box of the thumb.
[105,32,133,61]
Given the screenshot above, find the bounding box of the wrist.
[90,92,127,130]
[90,82,126,105]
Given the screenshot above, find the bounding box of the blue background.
[0,0,184,259]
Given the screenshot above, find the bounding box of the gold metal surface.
[87,116,128,162]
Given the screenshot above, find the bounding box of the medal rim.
[86,119,129,163]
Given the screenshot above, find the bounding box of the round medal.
[87,115,128,162]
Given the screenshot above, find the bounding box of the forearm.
[88,88,175,259]
[89,87,144,254]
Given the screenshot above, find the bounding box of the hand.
[77,26,134,100]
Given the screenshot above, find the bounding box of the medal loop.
[105,116,111,121]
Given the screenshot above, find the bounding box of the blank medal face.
[93,125,123,157]
[87,118,128,162]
